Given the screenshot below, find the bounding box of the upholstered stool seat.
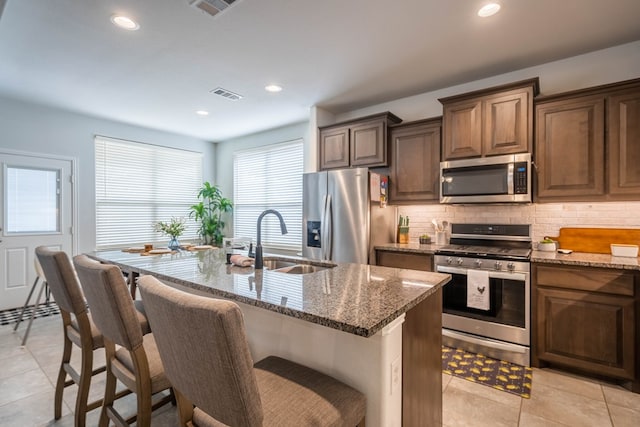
[112,334,172,394]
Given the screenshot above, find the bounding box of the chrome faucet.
[254,209,288,269]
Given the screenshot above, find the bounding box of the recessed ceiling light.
[110,15,140,30]
[477,3,501,17]
[195,110,209,116]
[265,84,283,93]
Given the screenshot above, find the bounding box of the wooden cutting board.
[546,228,640,254]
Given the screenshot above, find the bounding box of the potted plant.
[537,237,557,252]
[189,182,233,246]
[154,217,186,250]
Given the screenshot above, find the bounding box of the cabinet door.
[319,126,350,170]
[535,286,635,380]
[483,89,531,156]
[535,96,605,200]
[608,88,640,197]
[442,99,482,159]
[350,119,387,167]
[389,121,441,203]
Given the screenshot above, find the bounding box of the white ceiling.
[1,0,639,142]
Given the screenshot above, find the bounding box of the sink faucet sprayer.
[254,209,288,269]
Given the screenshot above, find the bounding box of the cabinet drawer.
[535,265,634,296]
[376,251,433,272]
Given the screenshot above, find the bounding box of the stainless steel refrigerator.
[303,168,396,264]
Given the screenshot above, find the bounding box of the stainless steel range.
[435,223,531,366]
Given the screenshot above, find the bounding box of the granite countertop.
[531,250,640,271]
[374,242,440,254]
[89,249,450,338]
[377,243,640,271]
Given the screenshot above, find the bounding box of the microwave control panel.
[514,162,528,194]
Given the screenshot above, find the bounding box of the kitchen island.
[90,249,450,427]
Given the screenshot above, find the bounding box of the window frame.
[233,139,303,252]
[94,135,203,250]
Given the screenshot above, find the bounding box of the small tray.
[610,244,639,257]
[147,248,172,254]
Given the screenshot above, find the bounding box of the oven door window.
[442,164,509,196]
[443,272,525,328]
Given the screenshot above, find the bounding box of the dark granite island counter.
[89,249,450,427]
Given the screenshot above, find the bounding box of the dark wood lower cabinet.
[532,264,639,392]
[403,288,442,426]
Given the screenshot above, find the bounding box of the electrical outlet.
[390,356,401,395]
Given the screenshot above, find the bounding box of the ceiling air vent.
[210,87,243,101]
[189,0,237,17]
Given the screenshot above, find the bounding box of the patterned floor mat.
[0,303,60,326]
[442,346,532,398]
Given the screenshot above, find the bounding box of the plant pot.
[537,242,556,252]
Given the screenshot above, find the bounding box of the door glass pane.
[6,166,60,233]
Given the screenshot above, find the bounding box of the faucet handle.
[248,242,255,258]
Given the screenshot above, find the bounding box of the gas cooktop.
[435,223,532,261]
[436,244,532,260]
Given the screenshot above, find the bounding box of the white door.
[0,152,74,310]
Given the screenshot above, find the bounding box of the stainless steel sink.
[262,259,299,270]
[263,258,335,274]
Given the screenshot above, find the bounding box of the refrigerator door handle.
[322,194,332,261]
[320,194,328,260]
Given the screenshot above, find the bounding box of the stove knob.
[474,259,482,267]
[457,258,464,265]
[507,262,515,271]
[446,257,453,265]
[494,261,502,270]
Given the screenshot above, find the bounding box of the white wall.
[0,95,216,253]
[333,39,640,123]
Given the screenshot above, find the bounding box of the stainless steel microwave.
[440,153,532,204]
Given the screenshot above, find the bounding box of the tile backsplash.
[396,202,640,245]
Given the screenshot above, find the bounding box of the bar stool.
[138,275,366,427]
[73,255,173,427]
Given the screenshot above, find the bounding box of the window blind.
[233,140,303,251]
[95,136,203,249]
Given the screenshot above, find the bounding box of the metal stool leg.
[13,276,41,332]
[20,279,47,346]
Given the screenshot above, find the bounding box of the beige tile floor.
[2,315,639,426]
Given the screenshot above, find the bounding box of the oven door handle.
[443,329,528,354]
[436,265,527,281]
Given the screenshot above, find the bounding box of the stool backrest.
[35,246,86,315]
[73,255,143,351]
[138,275,263,426]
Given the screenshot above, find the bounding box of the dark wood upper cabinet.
[350,119,387,167]
[439,78,539,160]
[442,99,482,159]
[318,112,401,170]
[535,95,606,200]
[608,86,640,197]
[484,89,530,156]
[318,125,350,170]
[388,118,441,204]
[534,78,640,202]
